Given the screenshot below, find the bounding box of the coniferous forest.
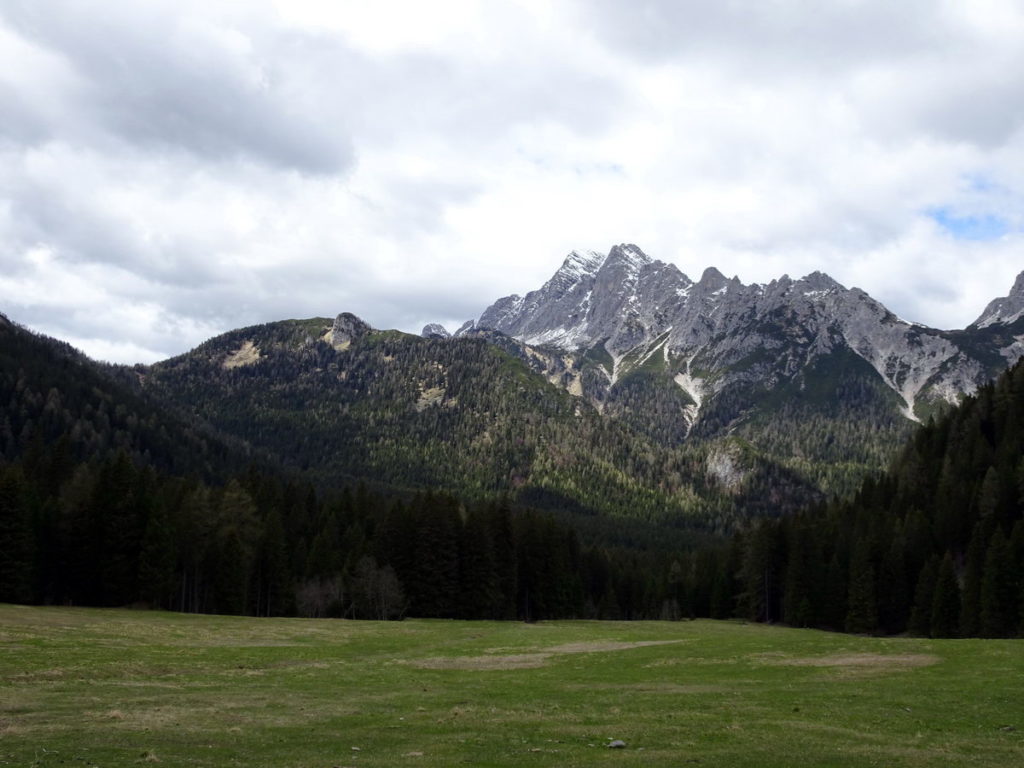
[733,358,1024,637]
[2,310,1023,636]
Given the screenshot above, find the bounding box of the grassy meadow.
[1,604,1022,767]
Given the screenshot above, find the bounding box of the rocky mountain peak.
[421,323,450,339]
[796,271,843,293]
[604,243,652,273]
[972,270,1024,328]
[466,245,1020,427]
[453,320,476,337]
[697,266,729,291]
[328,312,371,350]
[1012,270,1024,297]
[557,249,606,280]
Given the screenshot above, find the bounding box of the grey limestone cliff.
[473,246,1022,425]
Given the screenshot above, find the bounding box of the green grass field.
[1,605,1021,767]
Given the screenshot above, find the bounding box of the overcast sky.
[1,0,1022,363]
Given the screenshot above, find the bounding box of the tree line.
[731,357,1024,637]
[0,435,734,621]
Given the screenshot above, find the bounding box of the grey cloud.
[0,82,51,145]
[1,0,1019,363]
[1,1,625,173]
[0,157,227,289]
[1,1,355,174]
[917,76,1024,148]
[579,0,946,71]
[580,0,1024,151]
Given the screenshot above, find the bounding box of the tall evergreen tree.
[960,524,987,637]
[458,508,500,619]
[845,538,877,634]
[929,552,960,638]
[909,556,939,636]
[0,466,34,603]
[137,499,176,609]
[980,527,1016,637]
[409,493,460,618]
[94,451,144,606]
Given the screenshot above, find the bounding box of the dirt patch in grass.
[761,653,940,669]
[412,653,552,670]
[413,639,685,670]
[547,640,684,654]
[570,682,729,694]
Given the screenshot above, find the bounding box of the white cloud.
[0,0,1021,361]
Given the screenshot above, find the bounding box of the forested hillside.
[139,315,821,528]
[0,312,721,619]
[0,433,731,620]
[4,309,1022,635]
[0,313,247,479]
[734,358,1024,637]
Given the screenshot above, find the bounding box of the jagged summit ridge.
[558,249,607,280]
[477,244,693,353]
[470,244,1018,424]
[972,270,1024,328]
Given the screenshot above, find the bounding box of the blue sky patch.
[928,207,1010,241]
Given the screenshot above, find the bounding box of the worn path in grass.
[1,604,1022,767]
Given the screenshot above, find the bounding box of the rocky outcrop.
[421,323,451,339]
[972,271,1024,328]
[326,312,371,351]
[472,246,1020,424]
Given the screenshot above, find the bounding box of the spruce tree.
[458,508,499,619]
[929,553,960,638]
[137,500,176,609]
[909,556,938,636]
[255,509,292,617]
[960,524,987,637]
[845,539,877,634]
[95,451,143,606]
[783,524,816,628]
[879,536,910,634]
[980,527,1015,637]
[0,466,34,604]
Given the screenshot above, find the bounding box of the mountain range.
[425,245,1023,497]
[2,246,1021,530]
[447,244,1023,425]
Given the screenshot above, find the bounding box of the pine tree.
[458,508,499,619]
[0,466,34,603]
[210,480,260,615]
[909,557,939,636]
[489,502,518,619]
[409,493,460,618]
[1011,519,1024,636]
[95,451,143,605]
[822,552,847,630]
[960,523,988,637]
[980,527,1015,637]
[845,539,877,634]
[739,522,783,623]
[929,552,960,638]
[254,509,292,617]
[878,536,910,634]
[783,523,816,627]
[137,499,176,609]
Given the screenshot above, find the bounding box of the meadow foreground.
[1,604,1021,767]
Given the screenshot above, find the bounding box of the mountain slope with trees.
[734,357,1024,637]
[137,313,819,528]
[455,246,1024,499]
